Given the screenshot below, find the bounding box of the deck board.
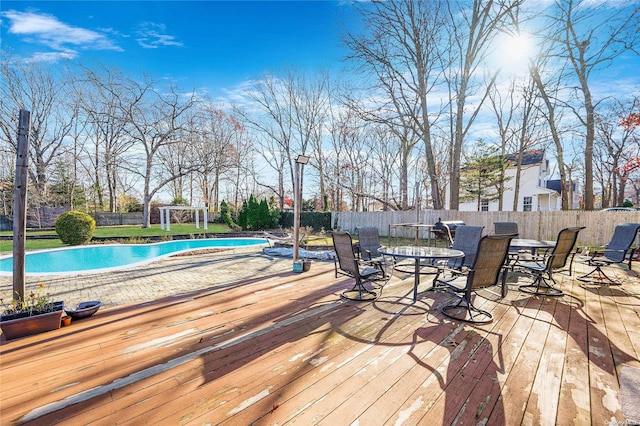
[2,259,638,425]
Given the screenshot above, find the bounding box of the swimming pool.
[0,238,268,275]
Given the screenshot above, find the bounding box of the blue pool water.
[0,238,268,275]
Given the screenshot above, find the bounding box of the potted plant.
[1,283,64,340]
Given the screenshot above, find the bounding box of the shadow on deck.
[1,259,639,425]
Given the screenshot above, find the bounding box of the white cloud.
[2,10,122,52]
[135,22,183,49]
[26,51,76,63]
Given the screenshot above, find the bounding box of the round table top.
[378,246,465,259]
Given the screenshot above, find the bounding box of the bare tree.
[530,51,574,210]
[535,0,640,210]
[594,98,640,207]
[366,124,404,211]
[237,69,329,210]
[73,66,137,212]
[0,53,75,209]
[191,104,244,211]
[227,126,254,210]
[344,0,448,209]
[325,108,387,211]
[444,0,522,210]
[489,77,543,211]
[121,79,199,228]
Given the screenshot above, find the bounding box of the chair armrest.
[433,264,467,282]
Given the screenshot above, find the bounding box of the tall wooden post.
[292,155,310,263]
[293,162,301,262]
[13,109,30,302]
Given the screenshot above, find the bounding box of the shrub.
[55,210,96,245]
[217,200,239,229]
[279,211,332,230]
[236,196,281,231]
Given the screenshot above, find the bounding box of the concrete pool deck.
[0,247,295,310]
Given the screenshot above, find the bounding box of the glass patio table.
[378,246,465,302]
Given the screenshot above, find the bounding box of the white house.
[452,149,563,212]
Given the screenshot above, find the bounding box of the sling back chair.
[577,223,640,285]
[355,227,392,280]
[433,226,486,291]
[494,221,533,267]
[445,225,485,270]
[435,234,515,324]
[518,227,584,297]
[332,231,379,301]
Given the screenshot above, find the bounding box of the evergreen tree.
[237,200,248,229]
[268,196,281,229]
[460,141,510,211]
[220,200,235,228]
[246,195,259,230]
[257,198,270,229]
[237,195,281,230]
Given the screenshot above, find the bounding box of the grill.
[432,218,465,245]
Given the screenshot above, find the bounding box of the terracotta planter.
[1,302,64,340]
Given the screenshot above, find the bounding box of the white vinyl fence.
[331,210,640,248]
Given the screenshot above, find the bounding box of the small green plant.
[55,210,96,245]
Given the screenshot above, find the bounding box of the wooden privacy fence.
[331,210,640,248]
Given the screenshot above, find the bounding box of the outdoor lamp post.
[293,154,310,263]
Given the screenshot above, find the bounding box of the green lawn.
[0,223,231,254]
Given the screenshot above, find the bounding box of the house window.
[481,200,489,211]
[523,196,533,211]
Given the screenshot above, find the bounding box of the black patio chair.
[355,227,392,280]
[493,221,525,266]
[355,227,382,260]
[577,223,640,285]
[443,225,485,270]
[518,227,585,297]
[431,225,485,291]
[332,231,379,301]
[435,234,515,324]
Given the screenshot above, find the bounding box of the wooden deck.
[1,260,639,425]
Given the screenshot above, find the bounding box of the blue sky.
[2,1,639,153]
[2,1,638,109]
[1,1,357,97]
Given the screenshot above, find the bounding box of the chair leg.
[372,261,391,285]
[342,278,377,301]
[577,265,621,285]
[519,273,564,296]
[441,294,493,324]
